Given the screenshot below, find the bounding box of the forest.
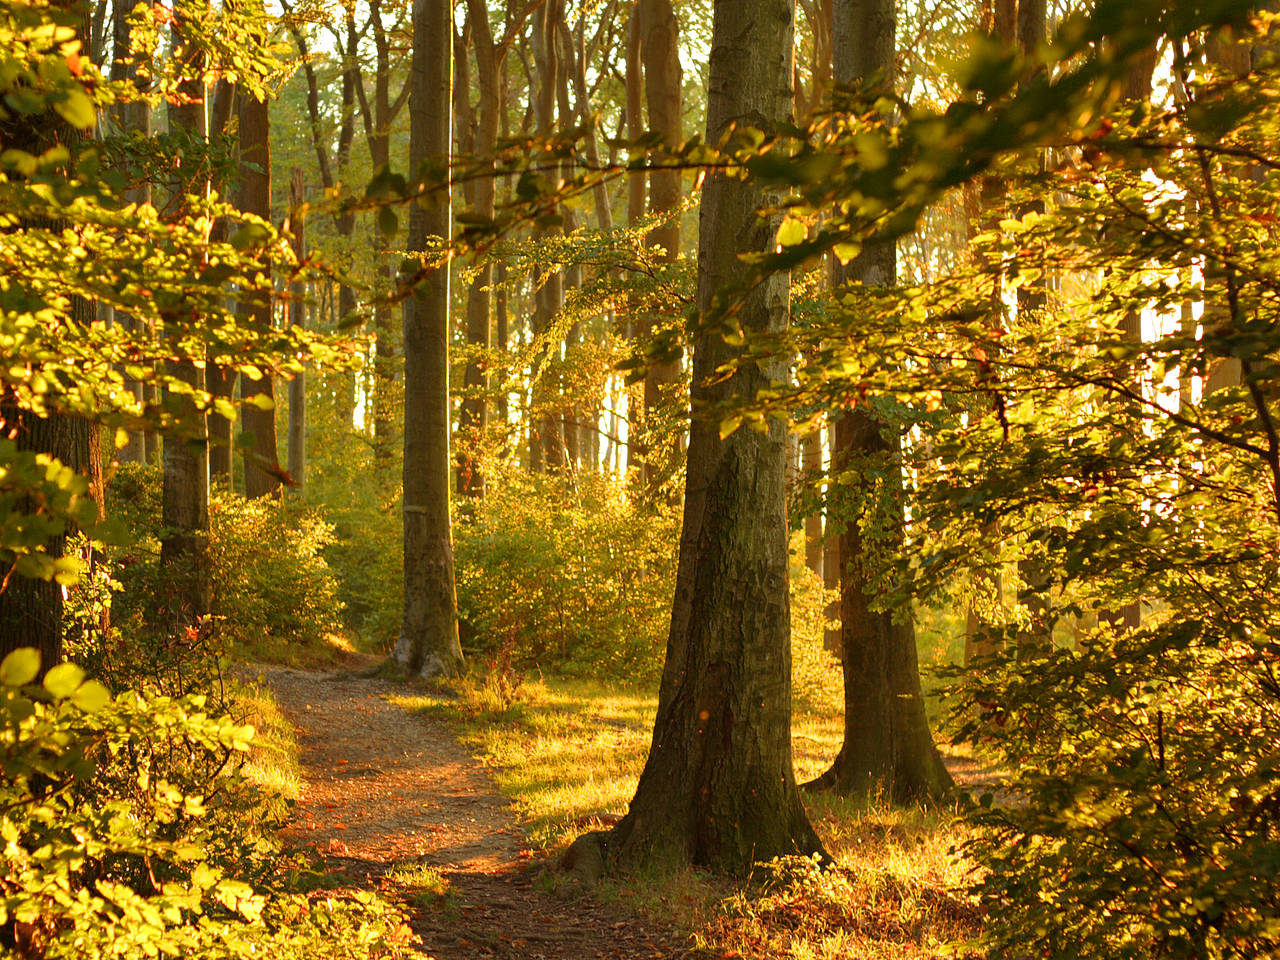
[3,0,1279,955]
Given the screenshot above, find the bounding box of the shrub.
[103,463,343,659]
[454,467,679,681]
[0,647,411,959]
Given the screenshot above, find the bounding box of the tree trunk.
[607,0,826,875]
[808,0,952,803]
[529,0,565,472]
[637,0,682,492]
[287,168,307,493]
[803,427,823,577]
[160,1,212,624]
[236,82,281,500]
[110,0,149,465]
[395,0,464,678]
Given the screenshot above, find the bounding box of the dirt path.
[259,665,699,960]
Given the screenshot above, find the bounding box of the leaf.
[776,216,806,248]
[72,679,111,713]
[0,648,40,687]
[43,662,85,698]
[54,88,95,129]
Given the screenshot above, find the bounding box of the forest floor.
[259,661,704,960]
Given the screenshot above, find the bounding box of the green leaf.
[776,216,806,248]
[72,679,111,714]
[54,88,95,129]
[43,662,85,699]
[0,648,40,687]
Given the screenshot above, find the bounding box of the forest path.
[259,664,699,960]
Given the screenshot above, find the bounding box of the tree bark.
[637,0,682,491]
[237,79,281,500]
[160,0,212,624]
[395,0,464,678]
[287,168,307,493]
[110,0,150,465]
[607,0,826,874]
[808,0,952,803]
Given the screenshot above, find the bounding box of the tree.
[395,0,464,678]
[804,0,952,803]
[237,51,282,501]
[160,0,213,624]
[603,0,827,874]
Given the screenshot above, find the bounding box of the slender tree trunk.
[808,0,951,803]
[637,0,682,491]
[529,0,565,472]
[237,80,280,500]
[803,427,823,577]
[160,0,212,625]
[287,168,307,493]
[396,0,464,678]
[624,0,645,475]
[110,0,149,464]
[606,0,825,875]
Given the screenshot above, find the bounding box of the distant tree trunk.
[1013,0,1051,659]
[823,419,841,651]
[637,0,682,491]
[807,0,951,803]
[803,427,823,577]
[529,0,565,472]
[110,0,149,465]
[606,0,826,875]
[287,168,307,493]
[237,81,280,500]
[161,0,212,623]
[395,0,464,678]
[205,79,237,487]
[624,0,645,475]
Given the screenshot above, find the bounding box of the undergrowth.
[396,648,982,958]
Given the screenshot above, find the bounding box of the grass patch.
[233,677,303,818]
[391,653,982,958]
[384,861,459,913]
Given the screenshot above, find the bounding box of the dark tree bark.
[806,0,952,803]
[605,0,826,875]
[395,0,464,678]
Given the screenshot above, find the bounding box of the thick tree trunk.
[607,0,826,875]
[237,85,281,500]
[396,0,464,678]
[809,0,952,803]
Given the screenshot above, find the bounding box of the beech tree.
[395,0,464,677]
[806,0,952,803]
[160,0,213,623]
[604,0,826,874]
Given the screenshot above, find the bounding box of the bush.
[103,463,343,659]
[454,467,679,681]
[0,647,411,959]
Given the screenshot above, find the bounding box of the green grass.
[233,678,303,817]
[391,629,983,959]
